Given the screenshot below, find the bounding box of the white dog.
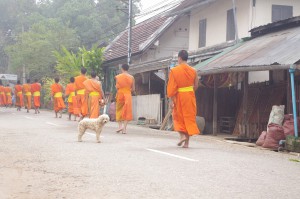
[78,114,110,143]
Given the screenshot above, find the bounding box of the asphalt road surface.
[0,107,300,199]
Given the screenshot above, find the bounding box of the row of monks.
[0,79,41,113]
[50,69,104,120]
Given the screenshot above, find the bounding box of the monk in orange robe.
[31,79,41,114]
[167,50,199,148]
[23,79,32,113]
[83,71,104,119]
[5,85,12,107]
[15,80,24,111]
[75,67,88,120]
[0,80,5,107]
[65,77,79,120]
[115,64,135,134]
[51,77,65,118]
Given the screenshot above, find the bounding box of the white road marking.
[11,113,16,115]
[25,116,35,120]
[146,148,199,162]
[46,122,66,127]
[86,132,104,138]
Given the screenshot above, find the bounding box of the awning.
[195,26,300,75]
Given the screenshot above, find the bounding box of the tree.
[5,19,79,80]
[54,45,105,82]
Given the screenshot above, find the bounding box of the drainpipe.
[289,66,298,138]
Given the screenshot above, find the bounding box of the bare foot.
[116,128,123,133]
[177,139,187,147]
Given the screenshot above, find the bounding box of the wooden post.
[213,75,218,136]
[148,72,151,94]
[242,72,249,138]
[164,68,169,118]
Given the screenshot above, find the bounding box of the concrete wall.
[154,15,190,58]
[138,16,190,61]
[252,0,300,29]
[189,0,300,51]
[189,0,251,51]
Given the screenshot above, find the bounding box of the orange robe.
[5,87,12,105]
[115,74,133,121]
[83,79,102,119]
[75,75,88,116]
[23,84,32,109]
[51,83,65,112]
[65,83,79,115]
[15,85,24,107]
[167,63,200,136]
[31,83,41,108]
[0,85,5,106]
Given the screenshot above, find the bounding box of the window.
[226,8,236,41]
[272,5,293,22]
[198,19,207,48]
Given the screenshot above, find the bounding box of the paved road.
[0,107,299,199]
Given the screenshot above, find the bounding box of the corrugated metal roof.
[196,26,300,75]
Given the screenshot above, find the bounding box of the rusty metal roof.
[196,26,300,75]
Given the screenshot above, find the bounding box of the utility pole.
[22,23,26,84]
[127,0,133,65]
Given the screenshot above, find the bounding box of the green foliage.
[53,45,105,82]
[79,46,104,77]
[53,46,82,80]
[5,19,79,80]
[0,0,140,81]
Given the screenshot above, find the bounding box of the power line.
[98,1,183,42]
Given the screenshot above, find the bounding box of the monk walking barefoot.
[65,77,79,121]
[83,71,104,119]
[75,67,88,121]
[115,64,135,134]
[167,50,200,148]
[51,77,65,118]
[15,80,24,111]
[31,79,41,114]
[23,79,32,113]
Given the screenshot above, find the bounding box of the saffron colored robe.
[115,74,133,121]
[167,63,200,136]
[15,85,24,107]
[51,83,65,112]
[83,79,102,119]
[75,75,88,116]
[5,87,12,105]
[23,84,32,109]
[31,83,41,108]
[0,85,5,106]
[65,83,79,115]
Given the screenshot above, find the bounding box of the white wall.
[189,0,251,51]
[154,16,190,58]
[189,0,300,51]
[252,0,300,29]
[139,16,190,62]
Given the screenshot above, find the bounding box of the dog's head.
[99,114,110,124]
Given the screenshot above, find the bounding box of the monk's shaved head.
[121,64,129,71]
[70,77,75,83]
[81,67,87,75]
[178,50,188,61]
[55,77,60,83]
[91,71,97,78]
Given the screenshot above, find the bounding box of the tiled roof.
[104,16,177,62]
